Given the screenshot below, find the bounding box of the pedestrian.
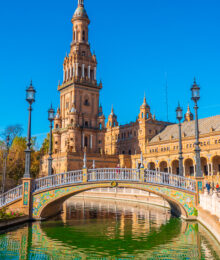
[206,182,211,194]
[216,183,220,192]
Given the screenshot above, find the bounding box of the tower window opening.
[99,123,102,130]
[56,124,59,129]
[129,150,131,155]
[85,121,89,127]
[84,99,89,106]
[85,136,88,147]
[146,113,149,119]
[71,119,73,124]
[113,121,116,127]
[83,31,85,41]
[142,112,144,118]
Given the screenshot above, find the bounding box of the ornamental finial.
[78,0,84,6]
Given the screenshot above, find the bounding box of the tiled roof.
[150,115,220,143]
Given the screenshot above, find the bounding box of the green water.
[0,197,220,259]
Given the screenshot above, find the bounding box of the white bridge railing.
[0,185,23,207]
[0,168,197,208]
[34,170,83,192]
[144,170,196,193]
[88,168,139,182]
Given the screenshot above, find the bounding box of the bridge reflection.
[0,198,219,259]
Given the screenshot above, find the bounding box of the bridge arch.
[33,182,196,221]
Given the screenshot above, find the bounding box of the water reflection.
[0,198,219,259]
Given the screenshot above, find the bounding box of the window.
[71,119,73,124]
[142,112,144,118]
[83,30,85,41]
[56,124,59,129]
[84,99,89,106]
[66,102,69,109]
[99,140,102,144]
[82,51,86,56]
[128,150,131,155]
[85,121,89,127]
[149,129,152,134]
[113,121,116,127]
[99,123,102,130]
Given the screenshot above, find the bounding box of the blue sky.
[0,0,220,147]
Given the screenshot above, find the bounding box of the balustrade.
[0,185,22,207]
[0,168,197,208]
[34,170,83,192]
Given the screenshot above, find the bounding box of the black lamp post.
[191,78,202,177]
[2,136,10,194]
[48,105,55,176]
[176,103,184,176]
[24,81,36,178]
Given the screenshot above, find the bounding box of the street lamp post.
[2,136,10,194]
[24,81,36,178]
[48,105,55,176]
[191,79,202,177]
[176,103,184,176]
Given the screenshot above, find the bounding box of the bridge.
[0,168,201,220]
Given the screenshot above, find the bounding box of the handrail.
[33,170,83,192]
[88,168,139,182]
[144,169,196,193]
[0,185,23,207]
[0,168,197,208]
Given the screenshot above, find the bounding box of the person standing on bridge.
[206,182,211,194]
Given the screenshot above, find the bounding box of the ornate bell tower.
[54,0,104,155]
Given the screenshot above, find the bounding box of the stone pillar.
[70,66,72,78]
[140,167,145,182]
[73,64,75,77]
[195,177,205,205]
[82,64,85,78]
[22,178,33,218]
[88,66,91,79]
[83,167,88,183]
[76,63,79,77]
[94,67,97,80]
[90,135,93,149]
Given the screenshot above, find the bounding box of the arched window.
[56,124,59,129]
[85,121,89,127]
[71,119,73,124]
[99,123,102,130]
[129,150,131,155]
[142,112,144,118]
[109,121,112,127]
[83,30,85,41]
[146,113,149,119]
[113,121,116,127]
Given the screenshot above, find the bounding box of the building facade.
[41,0,220,184]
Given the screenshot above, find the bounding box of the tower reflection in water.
[0,198,220,259]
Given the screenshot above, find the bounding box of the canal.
[0,197,220,259]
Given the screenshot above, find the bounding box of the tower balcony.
[58,76,102,91]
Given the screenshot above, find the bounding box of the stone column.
[88,66,91,79]
[76,63,79,77]
[73,64,75,77]
[82,64,85,78]
[94,67,97,80]
[70,66,72,78]
[90,135,93,149]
